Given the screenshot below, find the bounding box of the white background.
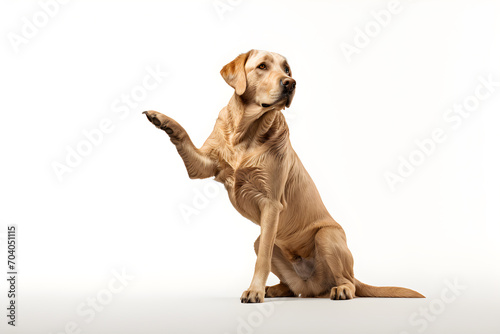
[1,0,499,333]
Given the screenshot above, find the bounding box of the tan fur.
[143,49,424,302]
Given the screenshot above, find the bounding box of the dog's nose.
[280,78,296,92]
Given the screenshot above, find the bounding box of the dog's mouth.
[261,95,292,109]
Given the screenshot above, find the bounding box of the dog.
[143,49,424,303]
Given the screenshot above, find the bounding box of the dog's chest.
[214,145,270,221]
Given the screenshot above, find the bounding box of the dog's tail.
[354,278,425,298]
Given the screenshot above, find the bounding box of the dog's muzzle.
[261,78,297,108]
[281,77,296,94]
[281,77,296,108]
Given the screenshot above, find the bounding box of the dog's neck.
[225,94,289,147]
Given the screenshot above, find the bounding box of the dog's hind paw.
[265,283,295,298]
[330,284,355,300]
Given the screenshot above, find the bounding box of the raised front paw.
[143,110,185,143]
[240,289,265,303]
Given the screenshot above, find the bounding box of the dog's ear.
[220,50,252,95]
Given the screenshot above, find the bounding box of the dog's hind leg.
[143,110,217,179]
[315,226,356,300]
[265,282,295,298]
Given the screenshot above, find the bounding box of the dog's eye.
[284,67,290,74]
[258,63,267,70]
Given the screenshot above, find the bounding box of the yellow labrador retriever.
[143,49,424,303]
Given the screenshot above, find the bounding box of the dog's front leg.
[241,200,282,303]
[143,110,217,179]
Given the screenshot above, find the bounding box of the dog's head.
[221,49,296,110]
